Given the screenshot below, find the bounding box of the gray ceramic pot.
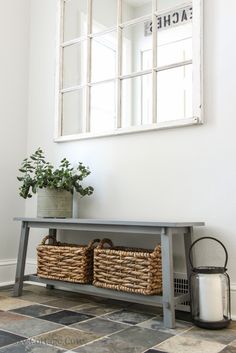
[37,188,73,218]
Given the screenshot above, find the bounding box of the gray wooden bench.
[13,218,204,328]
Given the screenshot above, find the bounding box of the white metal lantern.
[189,237,231,329]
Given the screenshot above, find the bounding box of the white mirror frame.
[54,0,203,142]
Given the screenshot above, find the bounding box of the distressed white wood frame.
[54,0,203,142]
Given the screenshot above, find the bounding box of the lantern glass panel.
[190,272,231,329]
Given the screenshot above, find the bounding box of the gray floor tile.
[0,339,66,352]
[34,327,100,350]
[230,340,236,347]
[43,298,86,309]
[10,304,61,318]
[138,317,192,335]
[18,293,55,304]
[71,317,130,336]
[41,310,94,326]
[104,309,156,325]
[0,297,35,310]
[73,304,121,316]
[0,317,62,338]
[1,286,59,302]
[110,326,172,349]
[0,312,28,328]
[183,327,236,345]
[0,330,26,348]
[218,346,236,353]
[156,335,225,353]
[73,336,146,353]
[67,303,99,312]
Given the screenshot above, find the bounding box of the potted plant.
[17,148,94,218]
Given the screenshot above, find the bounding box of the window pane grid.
[61,85,87,94]
[58,0,199,138]
[121,0,152,24]
[119,14,152,29]
[63,0,88,42]
[61,37,87,47]
[91,30,117,83]
[119,69,153,80]
[86,0,92,132]
[152,0,157,124]
[116,0,122,128]
[154,60,193,72]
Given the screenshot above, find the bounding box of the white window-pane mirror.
[57,0,202,140]
[62,89,86,136]
[122,20,152,75]
[122,0,152,23]
[63,0,88,42]
[91,31,117,82]
[62,41,87,89]
[92,0,117,34]
[121,74,152,128]
[90,81,116,133]
[157,64,193,122]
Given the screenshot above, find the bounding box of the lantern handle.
[189,236,228,270]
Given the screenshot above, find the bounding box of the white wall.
[15,0,236,314]
[0,0,30,283]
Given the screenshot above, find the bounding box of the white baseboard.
[0,259,17,286]
[0,259,37,288]
[0,281,15,287]
[0,261,235,319]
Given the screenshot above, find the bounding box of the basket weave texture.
[37,235,100,283]
[93,239,162,295]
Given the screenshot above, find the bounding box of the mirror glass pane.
[63,41,87,89]
[157,65,193,122]
[91,31,117,82]
[90,81,116,133]
[156,2,193,67]
[122,0,152,23]
[122,21,152,75]
[121,74,152,128]
[63,0,87,42]
[157,0,188,11]
[92,0,117,34]
[62,89,86,136]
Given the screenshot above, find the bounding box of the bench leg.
[161,228,175,328]
[184,226,193,282]
[13,222,29,297]
[46,229,57,290]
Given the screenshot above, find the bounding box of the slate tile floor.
[0,284,235,352]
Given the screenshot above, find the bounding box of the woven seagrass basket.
[37,235,100,283]
[93,239,162,295]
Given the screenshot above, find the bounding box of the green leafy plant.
[17,148,94,199]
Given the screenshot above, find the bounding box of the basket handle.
[154,244,161,253]
[87,238,101,249]
[189,236,228,270]
[41,235,58,245]
[97,238,114,249]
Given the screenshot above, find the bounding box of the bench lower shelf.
[24,274,189,307]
